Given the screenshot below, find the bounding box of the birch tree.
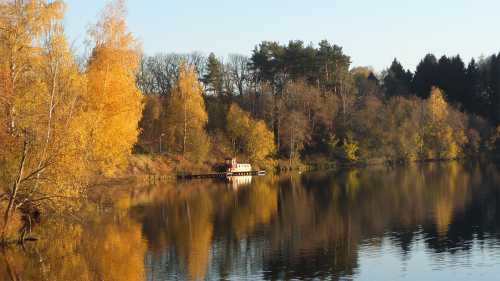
[84,0,144,175]
[164,63,209,162]
[0,0,87,241]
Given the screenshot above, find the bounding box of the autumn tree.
[0,0,146,242]
[350,95,385,160]
[226,103,275,165]
[164,63,209,162]
[0,0,90,241]
[137,95,163,153]
[423,87,467,159]
[381,97,423,161]
[280,111,309,164]
[83,0,144,174]
[226,103,251,154]
[246,120,275,165]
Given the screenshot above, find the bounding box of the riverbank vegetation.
[2,0,500,242]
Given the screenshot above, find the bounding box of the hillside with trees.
[136,41,500,168]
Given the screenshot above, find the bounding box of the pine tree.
[383,59,413,97]
[203,53,224,96]
[413,54,438,99]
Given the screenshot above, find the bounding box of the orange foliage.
[83,0,144,175]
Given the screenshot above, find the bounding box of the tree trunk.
[289,127,294,167]
[182,98,187,155]
[1,138,28,241]
[33,63,58,193]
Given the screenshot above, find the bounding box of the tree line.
[385,54,500,124]
[137,41,500,166]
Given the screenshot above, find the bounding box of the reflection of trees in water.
[136,162,500,280]
[0,214,147,281]
[423,162,500,253]
[135,178,278,280]
[260,162,482,279]
[3,162,500,281]
[260,174,358,280]
[134,181,220,280]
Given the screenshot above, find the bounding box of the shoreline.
[123,154,490,180]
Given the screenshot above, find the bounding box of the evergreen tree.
[383,59,413,97]
[487,54,500,125]
[464,59,483,115]
[203,53,224,96]
[413,54,438,98]
[436,55,467,107]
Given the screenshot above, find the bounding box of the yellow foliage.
[427,87,448,123]
[227,103,251,143]
[342,136,359,162]
[0,0,89,215]
[164,63,209,162]
[226,103,275,164]
[422,87,468,160]
[83,0,144,175]
[247,120,276,163]
[0,0,146,239]
[441,126,459,159]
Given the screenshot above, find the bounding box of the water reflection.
[0,214,146,281]
[3,161,500,280]
[227,175,253,190]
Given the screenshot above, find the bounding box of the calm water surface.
[3,162,500,281]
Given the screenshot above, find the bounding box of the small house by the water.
[225,158,252,173]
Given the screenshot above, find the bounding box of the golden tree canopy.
[427,86,448,123]
[83,0,144,175]
[164,63,209,161]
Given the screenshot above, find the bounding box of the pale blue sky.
[64,0,500,71]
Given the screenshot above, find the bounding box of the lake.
[2,161,500,280]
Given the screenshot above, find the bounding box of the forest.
[1,0,500,242]
[137,42,500,167]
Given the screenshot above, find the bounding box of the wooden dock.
[177,170,266,180]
